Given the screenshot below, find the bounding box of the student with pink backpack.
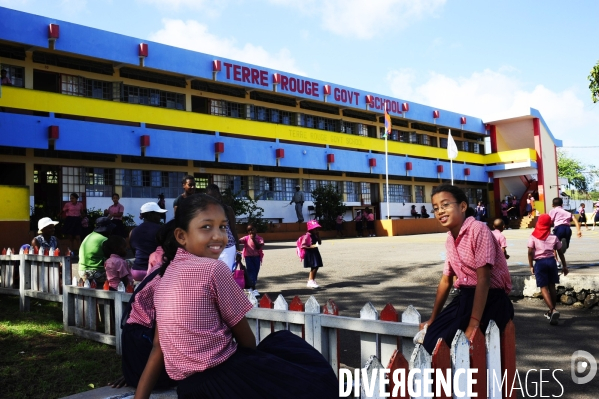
[296,220,323,288]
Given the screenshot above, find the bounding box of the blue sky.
[3,0,599,169]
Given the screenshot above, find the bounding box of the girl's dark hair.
[70,193,79,199]
[112,193,120,199]
[158,194,226,276]
[102,235,126,258]
[431,184,476,218]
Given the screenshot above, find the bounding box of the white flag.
[447,129,458,160]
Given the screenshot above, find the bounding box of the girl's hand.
[530,266,534,275]
[420,319,432,330]
[464,323,479,344]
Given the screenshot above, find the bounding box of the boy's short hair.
[552,197,563,207]
[493,218,505,230]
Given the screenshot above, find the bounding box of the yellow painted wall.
[0,86,531,166]
[0,185,30,221]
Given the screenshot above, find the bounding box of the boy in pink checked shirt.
[491,219,510,259]
[548,197,581,258]
[102,236,133,291]
[528,214,568,325]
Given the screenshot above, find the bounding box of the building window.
[345,181,358,202]
[194,175,209,190]
[439,138,448,149]
[61,166,86,201]
[360,183,371,204]
[85,167,114,197]
[121,169,184,198]
[384,184,411,203]
[253,177,298,201]
[122,84,185,110]
[213,175,249,197]
[415,185,425,202]
[1,64,25,87]
[302,179,342,201]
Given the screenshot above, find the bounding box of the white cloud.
[269,0,446,39]
[149,19,304,74]
[387,68,599,167]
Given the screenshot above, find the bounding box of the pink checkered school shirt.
[154,248,253,380]
[548,207,572,227]
[528,234,561,260]
[104,254,133,290]
[491,229,507,248]
[443,217,512,294]
[126,272,161,329]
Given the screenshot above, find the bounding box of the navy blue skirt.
[423,287,514,354]
[176,330,338,399]
[63,216,81,236]
[303,248,323,269]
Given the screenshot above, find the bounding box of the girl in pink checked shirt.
[102,236,133,291]
[134,194,337,399]
[420,185,514,355]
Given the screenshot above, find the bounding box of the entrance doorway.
[33,165,61,231]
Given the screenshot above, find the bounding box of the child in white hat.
[31,217,59,251]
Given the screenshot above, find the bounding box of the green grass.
[0,295,122,399]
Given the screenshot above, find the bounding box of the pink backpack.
[296,233,311,261]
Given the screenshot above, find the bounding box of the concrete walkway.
[66,227,599,398]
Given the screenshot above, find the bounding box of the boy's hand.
[563,266,569,276]
[577,231,582,238]
[529,266,534,275]
[505,254,510,259]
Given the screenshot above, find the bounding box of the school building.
[0,7,562,246]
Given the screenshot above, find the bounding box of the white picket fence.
[0,253,72,311]
[1,260,517,398]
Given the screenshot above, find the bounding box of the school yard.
[250,227,599,398]
[65,227,599,398]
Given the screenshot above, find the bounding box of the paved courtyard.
[253,227,599,398]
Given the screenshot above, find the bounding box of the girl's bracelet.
[470,316,480,323]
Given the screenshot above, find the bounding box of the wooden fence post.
[361,356,386,399]
[450,331,470,399]
[288,295,305,338]
[19,254,30,311]
[500,320,517,399]
[401,305,421,361]
[380,303,400,367]
[323,299,339,377]
[387,349,409,399]
[303,296,320,349]
[257,294,274,342]
[409,344,433,399]
[485,321,502,399]
[360,302,379,367]
[431,339,451,399]
[469,328,487,399]
[273,294,288,332]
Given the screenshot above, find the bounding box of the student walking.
[526,193,535,217]
[238,224,264,297]
[133,195,337,399]
[548,197,581,258]
[491,219,510,259]
[298,220,324,288]
[528,214,568,325]
[420,185,513,355]
[62,192,85,254]
[365,208,376,237]
[578,203,589,230]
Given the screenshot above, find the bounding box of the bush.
[221,189,268,233]
[312,184,346,230]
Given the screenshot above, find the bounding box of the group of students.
[352,208,376,237]
[110,193,338,398]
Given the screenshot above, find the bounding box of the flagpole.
[450,159,454,185]
[385,131,390,219]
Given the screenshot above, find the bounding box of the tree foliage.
[589,60,599,103]
[221,188,268,232]
[311,184,346,230]
[557,149,599,192]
